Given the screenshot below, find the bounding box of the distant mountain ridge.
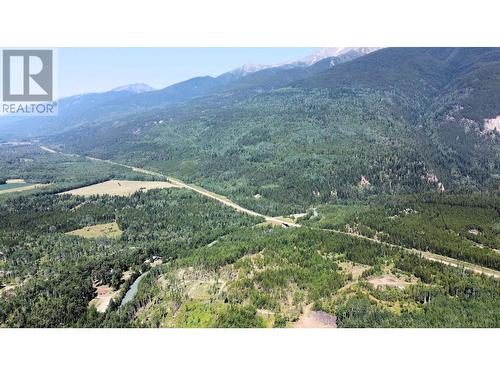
[0,47,372,138]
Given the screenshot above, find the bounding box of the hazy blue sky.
[58,48,318,97]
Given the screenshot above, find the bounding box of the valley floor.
[40,144,500,279]
[0,143,498,328]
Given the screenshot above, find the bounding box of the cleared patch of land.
[368,275,410,289]
[294,304,337,328]
[337,261,370,281]
[170,267,227,302]
[121,270,133,281]
[89,284,119,313]
[0,284,17,298]
[58,179,179,197]
[66,222,122,239]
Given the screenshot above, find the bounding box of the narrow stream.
[120,271,149,307]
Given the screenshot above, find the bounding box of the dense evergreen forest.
[304,194,500,270]
[0,188,259,327]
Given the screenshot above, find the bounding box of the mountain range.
[0,47,498,215]
[0,47,377,138]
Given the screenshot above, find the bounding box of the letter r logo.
[2,50,53,102]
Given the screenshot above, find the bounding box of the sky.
[58,48,318,98]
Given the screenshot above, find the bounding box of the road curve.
[40,145,298,228]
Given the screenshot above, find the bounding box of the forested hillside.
[47,49,500,215]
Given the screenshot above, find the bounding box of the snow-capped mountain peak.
[228,63,271,77]
[110,83,155,93]
[294,47,380,66]
[225,47,381,78]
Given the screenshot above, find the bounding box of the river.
[120,271,149,306]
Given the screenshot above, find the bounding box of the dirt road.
[40,145,298,228]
